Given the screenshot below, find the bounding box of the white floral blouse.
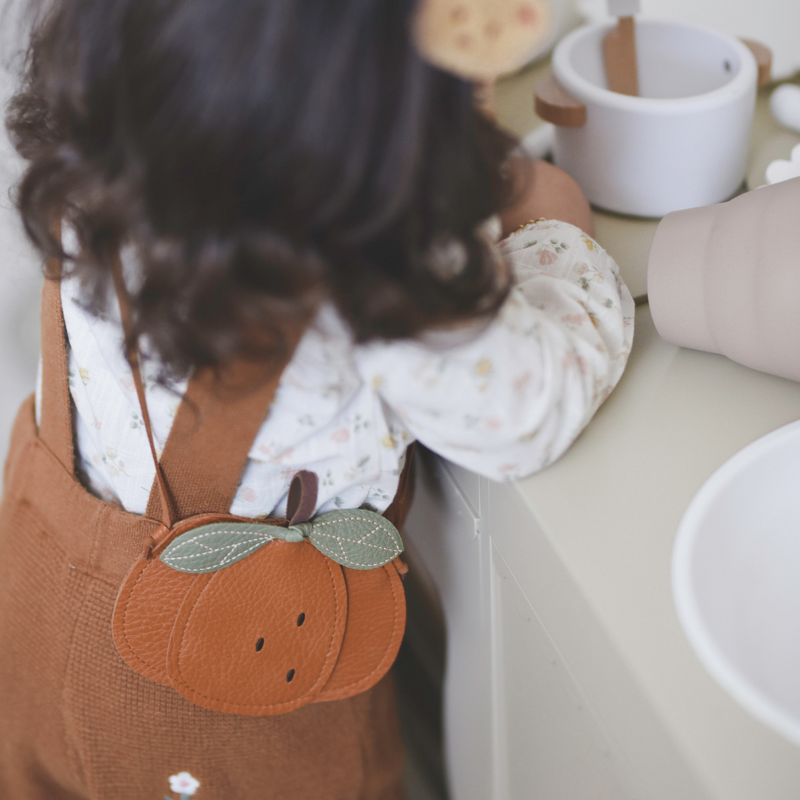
[40,219,634,517]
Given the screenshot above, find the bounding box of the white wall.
[0,4,42,470]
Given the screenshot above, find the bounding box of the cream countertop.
[505,306,800,798]
[470,57,800,799]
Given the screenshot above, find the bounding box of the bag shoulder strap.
[40,240,413,527]
[143,356,296,522]
[110,256,301,524]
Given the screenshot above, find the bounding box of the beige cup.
[648,176,800,382]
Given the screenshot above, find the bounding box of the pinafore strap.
[39,272,75,476]
[142,357,295,521]
[38,244,413,529]
[38,245,300,526]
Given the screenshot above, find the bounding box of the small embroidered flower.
[548,239,570,254]
[350,414,369,432]
[513,371,532,392]
[239,486,257,503]
[78,366,90,385]
[330,427,350,443]
[382,433,397,449]
[475,358,493,376]
[538,249,557,266]
[167,770,200,798]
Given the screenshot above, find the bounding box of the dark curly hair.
[7,0,515,376]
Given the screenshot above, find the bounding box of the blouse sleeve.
[353,219,635,481]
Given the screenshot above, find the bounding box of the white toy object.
[769,83,800,133]
[537,20,764,217]
[765,142,800,185]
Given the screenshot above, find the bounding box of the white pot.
[537,20,764,218]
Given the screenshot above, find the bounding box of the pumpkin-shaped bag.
[109,259,409,715]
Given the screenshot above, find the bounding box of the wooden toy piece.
[742,38,773,87]
[413,0,553,82]
[534,73,586,127]
[603,0,640,96]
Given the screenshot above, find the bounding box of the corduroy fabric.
[0,276,406,800]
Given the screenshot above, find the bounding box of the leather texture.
[113,515,407,714]
[316,564,406,702]
[168,539,348,715]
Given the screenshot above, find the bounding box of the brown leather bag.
[108,260,409,716]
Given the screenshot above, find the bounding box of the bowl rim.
[672,418,800,747]
[552,18,758,114]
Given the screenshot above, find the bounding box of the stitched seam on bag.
[312,517,398,568]
[321,565,402,699]
[163,529,274,571]
[120,566,169,674]
[172,549,343,713]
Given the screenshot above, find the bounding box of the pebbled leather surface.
[113,511,406,714]
[167,539,348,715]
[316,562,406,702]
[113,555,195,684]
[112,514,277,685]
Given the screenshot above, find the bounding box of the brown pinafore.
[0,276,408,800]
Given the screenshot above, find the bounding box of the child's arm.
[356,220,633,481]
[498,157,595,238]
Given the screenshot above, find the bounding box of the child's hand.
[498,156,594,239]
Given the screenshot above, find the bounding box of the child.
[0,0,633,798]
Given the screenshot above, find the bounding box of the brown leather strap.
[38,221,75,475]
[112,255,176,527]
[106,252,302,523]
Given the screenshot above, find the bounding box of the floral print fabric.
[44,220,634,516]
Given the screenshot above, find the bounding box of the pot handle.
[534,74,587,127]
[741,39,772,87]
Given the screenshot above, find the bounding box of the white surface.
[674,419,800,748]
[513,307,800,799]
[0,13,44,472]
[765,141,800,184]
[551,20,757,216]
[403,456,494,800]
[579,0,800,80]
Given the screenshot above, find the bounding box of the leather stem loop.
[287,470,319,525]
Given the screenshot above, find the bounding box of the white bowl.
[550,20,758,217]
[673,420,800,746]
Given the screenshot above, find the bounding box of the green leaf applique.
[160,510,404,574]
[287,509,403,570]
[160,523,277,573]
